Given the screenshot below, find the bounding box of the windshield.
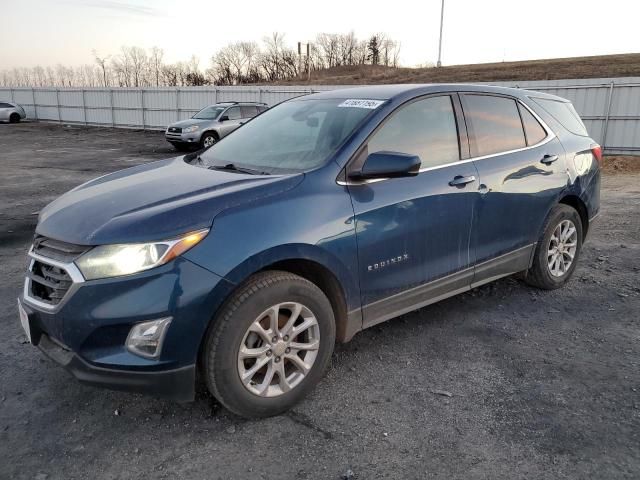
[193,106,226,120]
[198,98,378,173]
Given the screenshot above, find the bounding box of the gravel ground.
[0,122,638,480]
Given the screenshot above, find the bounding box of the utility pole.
[307,42,311,82]
[299,41,312,82]
[437,0,445,67]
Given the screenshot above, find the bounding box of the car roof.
[302,84,568,103]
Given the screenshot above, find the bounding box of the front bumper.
[21,256,235,402]
[37,332,195,402]
[165,131,201,145]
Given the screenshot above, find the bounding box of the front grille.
[32,235,89,263]
[167,127,182,133]
[27,236,89,306]
[28,260,73,305]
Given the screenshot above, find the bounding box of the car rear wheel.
[525,204,583,289]
[9,113,20,123]
[202,271,335,418]
[201,132,218,149]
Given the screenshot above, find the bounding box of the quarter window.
[532,97,588,136]
[463,95,526,157]
[519,104,547,146]
[367,95,460,169]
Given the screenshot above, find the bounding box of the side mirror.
[219,115,229,122]
[349,151,421,180]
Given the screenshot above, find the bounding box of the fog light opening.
[126,317,172,359]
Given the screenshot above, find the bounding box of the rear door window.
[462,94,526,157]
[225,107,241,120]
[241,105,258,118]
[518,104,548,146]
[532,97,588,136]
[367,95,460,169]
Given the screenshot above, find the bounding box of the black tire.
[200,132,218,150]
[525,204,583,290]
[9,113,20,123]
[203,271,335,418]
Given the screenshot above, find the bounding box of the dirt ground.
[0,122,638,480]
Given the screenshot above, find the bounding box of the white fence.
[1,78,639,155]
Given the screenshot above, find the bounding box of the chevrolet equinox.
[19,85,601,418]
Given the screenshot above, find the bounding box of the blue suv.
[19,85,601,418]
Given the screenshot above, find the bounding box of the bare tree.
[150,47,164,87]
[124,46,148,87]
[93,50,111,87]
[316,33,339,68]
[0,31,401,87]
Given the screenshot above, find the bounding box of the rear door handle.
[449,175,476,187]
[541,154,559,165]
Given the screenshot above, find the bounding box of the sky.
[1,0,639,69]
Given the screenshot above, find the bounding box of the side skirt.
[356,244,535,332]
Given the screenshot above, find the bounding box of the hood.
[36,157,303,245]
[168,118,214,129]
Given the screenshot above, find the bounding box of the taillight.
[591,144,603,164]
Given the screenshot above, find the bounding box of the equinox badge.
[368,254,409,272]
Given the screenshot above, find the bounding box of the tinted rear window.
[241,105,258,118]
[532,97,588,136]
[519,104,547,145]
[463,95,526,157]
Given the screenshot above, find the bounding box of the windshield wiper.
[209,163,270,175]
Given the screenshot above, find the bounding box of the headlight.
[76,229,209,280]
[183,125,200,133]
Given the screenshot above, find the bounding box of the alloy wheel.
[237,302,320,397]
[547,219,578,277]
[203,135,216,148]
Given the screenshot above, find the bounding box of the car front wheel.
[202,271,335,418]
[201,132,218,149]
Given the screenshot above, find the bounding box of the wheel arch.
[201,129,220,140]
[197,242,361,348]
[195,251,360,378]
[558,194,589,240]
[258,258,352,342]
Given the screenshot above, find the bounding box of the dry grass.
[275,53,640,85]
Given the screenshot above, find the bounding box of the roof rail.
[216,101,268,106]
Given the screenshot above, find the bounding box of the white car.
[0,102,27,123]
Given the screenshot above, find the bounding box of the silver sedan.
[0,102,27,123]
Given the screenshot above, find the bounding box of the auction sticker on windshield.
[338,99,385,109]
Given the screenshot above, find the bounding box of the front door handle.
[541,154,559,165]
[449,175,476,187]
